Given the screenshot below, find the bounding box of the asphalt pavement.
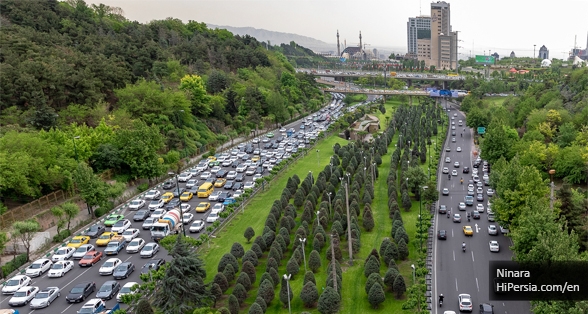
[432,100,530,313]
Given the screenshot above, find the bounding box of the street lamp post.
[309,171,313,184]
[327,192,332,216]
[72,136,80,162]
[283,274,292,314]
[168,172,186,237]
[410,264,416,284]
[372,162,376,187]
[300,238,307,272]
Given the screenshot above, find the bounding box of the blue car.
[223,198,236,206]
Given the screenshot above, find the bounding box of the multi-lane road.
[433,100,530,313]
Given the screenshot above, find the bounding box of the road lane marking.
[453,250,455,261]
[62,303,74,313]
[476,277,480,292]
[455,278,459,291]
[124,256,133,262]
[451,229,454,237]
[471,250,475,262]
[63,266,93,290]
[475,224,479,233]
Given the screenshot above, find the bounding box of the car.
[133,210,150,221]
[476,193,484,202]
[467,189,475,196]
[126,238,146,254]
[438,205,447,214]
[223,197,236,206]
[104,214,125,227]
[442,167,449,174]
[180,212,194,224]
[453,213,461,222]
[216,170,228,178]
[236,164,247,173]
[113,262,135,280]
[161,192,174,203]
[235,173,245,182]
[166,198,181,210]
[178,172,192,182]
[141,259,166,275]
[226,171,237,180]
[458,202,466,211]
[78,251,103,267]
[96,281,120,300]
[476,204,485,212]
[29,286,60,309]
[111,219,131,233]
[437,230,447,240]
[472,168,479,175]
[452,170,458,176]
[224,181,234,190]
[189,168,200,176]
[8,286,39,306]
[196,202,211,213]
[200,171,211,179]
[471,210,480,219]
[117,282,139,303]
[206,212,220,223]
[462,166,469,173]
[479,303,494,314]
[78,298,107,313]
[142,217,156,230]
[253,173,263,181]
[186,179,198,189]
[445,157,451,163]
[452,137,456,142]
[177,204,191,214]
[473,175,480,182]
[48,260,74,278]
[476,187,484,194]
[442,188,449,195]
[458,293,473,312]
[148,199,165,210]
[483,173,490,181]
[217,192,231,203]
[162,180,176,190]
[140,242,160,258]
[212,203,225,214]
[463,226,474,236]
[207,156,217,161]
[99,258,122,276]
[189,220,205,233]
[144,190,161,200]
[210,166,221,174]
[232,182,243,190]
[244,181,255,190]
[154,207,170,219]
[67,236,90,248]
[128,199,145,210]
[66,282,96,303]
[84,224,106,238]
[26,259,52,277]
[2,275,31,295]
[488,225,498,235]
[489,241,500,252]
[52,246,75,262]
[209,160,221,168]
[72,244,95,259]
[214,178,227,188]
[266,132,274,138]
[96,232,118,247]
[454,161,460,168]
[456,147,462,152]
[451,126,456,130]
[500,225,510,234]
[445,147,451,152]
[487,188,494,196]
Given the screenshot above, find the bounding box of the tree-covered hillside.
[0,0,325,206]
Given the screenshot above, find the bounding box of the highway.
[296,68,465,81]
[432,100,530,313]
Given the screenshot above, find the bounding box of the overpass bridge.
[322,86,429,96]
[297,68,465,81]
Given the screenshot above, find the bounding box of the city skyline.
[86,0,588,59]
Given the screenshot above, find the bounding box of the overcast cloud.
[87,0,588,60]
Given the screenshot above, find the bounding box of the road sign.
[475,55,495,64]
[477,127,486,134]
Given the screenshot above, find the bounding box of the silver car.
[29,287,60,309]
[488,225,498,235]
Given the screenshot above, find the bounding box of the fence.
[0,190,75,229]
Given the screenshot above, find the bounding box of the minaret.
[359,31,363,51]
[337,30,341,56]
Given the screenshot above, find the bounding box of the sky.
[86,0,588,60]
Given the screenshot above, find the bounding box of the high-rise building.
[426,1,457,69]
[407,16,431,55]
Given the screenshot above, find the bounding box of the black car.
[231,160,240,168]
[477,193,484,202]
[218,192,232,202]
[85,224,105,238]
[480,303,494,314]
[166,199,181,210]
[162,181,176,190]
[241,154,250,161]
[172,188,186,198]
[271,142,279,149]
[133,210,150,221]
[66,282,96,303]
[463,166,470,174]
[437,230,447,240]
[438,205,447,214]
[216,170,228,178]
[245,146,254,154]
[263,142,272,149]
[472,210,480,219]
[141,258,167,275]
[233,182,243,191]
[235,174,244,182]
[255,167,264,175]
[113,262,135,280]
[96,281,120,300]
[224,181,234,190]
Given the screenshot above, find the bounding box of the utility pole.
[330,234,338,291]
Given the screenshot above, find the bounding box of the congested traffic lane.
[0,96,350,314]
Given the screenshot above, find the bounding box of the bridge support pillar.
[407,79,412,88]
[443,81,448,90]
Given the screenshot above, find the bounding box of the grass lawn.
[485,96,508,106]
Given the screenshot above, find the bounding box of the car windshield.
[99,285,111,292]
[113,221,124,227]
[13,291,27,297]
[150,201,159,204]
[123,230,132,235]
[6,279,19,286]
[76,247,88,253]
[89,225,100,231]
[78,308,94,314]
[107,242,117,247]
[120,287,132,293]
[462,301,471,305]
[30,263,42,269]
[71,238,82,243]
[131,200,141,205]
[52,263,63,269]
[71,287,84,293]
[35,292,49,298]
[130,240,141,246]
[83,254,94,259]
[116,265,127,271]
[56,248,69,254]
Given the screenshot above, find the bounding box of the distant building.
[538,45,549,59]
[491,52,500,61]
[510,51,516,58]
[407,16,431,55]
[417,1,457,70]
[349,114,380,141]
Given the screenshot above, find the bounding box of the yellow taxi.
[67,236,90,248]
[463,226,474,236]
[251,155,260,162]
[196,202,211,213]
[214,178,227,188]
[162,192,174,203]
[96,232,118,246]
[207,156,217,161]
[180,192,193,202]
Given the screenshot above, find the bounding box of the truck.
[104,236,126,255]
[150,209,182,241]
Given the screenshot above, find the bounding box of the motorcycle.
[462,244,466,252]
[439,299,443,307]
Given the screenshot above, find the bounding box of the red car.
[78,251,103,267]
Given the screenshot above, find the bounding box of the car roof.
[122,282,139,288]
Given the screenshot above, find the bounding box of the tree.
[300,281,319,308]
[248,303,263,314]
[304,270,316,286]
[222,264,235,283]
[60,201,80,231]
[50,205,65,236]
[401,190,412,211]
[136,299,155,314]
[286,257,300,277]
[232,283,247,304]
[228,294,239,314]
[255,296,267,313]
[368,283,386,308]
[397,238,409,260]
[257,279,275,305]
[363,208,375,231]
[230,242,244,259]
[308,249,322,273]
[317,286,340,314]
[244,226,255,243]
[279,276,293,308]
[364,255,380,278]
[211,283,222,307]
[480,120,515,164]
[179,74,212,116]
[384,267,400,291]
[243,250,259,267]
[393,274,407,298]
[12,219,40,261]
[237,272,252,291]
[218,253,239,273]
[152,237,213,313]
[73,163,115,216]
[213,272,229,292]
[242,260,257,284]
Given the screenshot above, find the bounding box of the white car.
[52,246,75,262]
[186,179,198,188]
[151,208,167,219]
[236,164,247,173]
[2,275,31,295]
[196,163,208,172]
[226,171,237,180]
[183,213,194,224]
[111,219,131,233]
[25,259,53,277]
[99,258,122,276]
[233,190,243,199]
[116,282,139,302]
[122,228,140,242]
[445,157,451,163]
[451,170,458,176]
[208,191,222,201]
[252,174,263,181]
[210,166,221,174]
[29,286,60,309]
[144,190,161,200]
[458,293,473,312]
[487,188,494,196]
[200,171,211,179]
[243,181,255,190]
[48,260,74,278]
[148,199,165,210]
[483,173,489,181]
[206,212,220,223]
[472,168,479,175]
[128,199,145,210]
[142,217,156,230]
[488,225,498,235]
[458,202,466,211]
[456,147,462,152]
[442,167,449,174]
[476,204,485,212]
[180,203,191,213]
[178,172,192,182]
[140,242,160,258]
[454,161,460,168]
[189,168,200,177]
[8,286,39,306]
[212,203,225,214]
[126,238,146,254]
[72,244,95,259]
[442,188,449,195]
[489,241,500,252]
[189,220,205,233]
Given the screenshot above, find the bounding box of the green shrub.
[1,253,28,277]
[52,229,72,243]
[137,182,149,193]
